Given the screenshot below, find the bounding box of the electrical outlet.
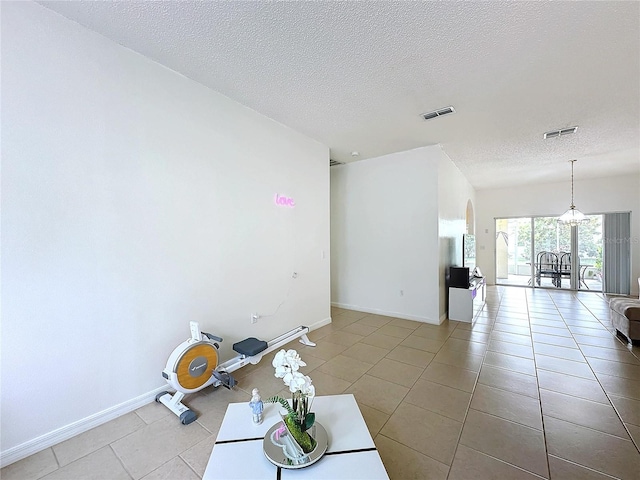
[251,314,259,324]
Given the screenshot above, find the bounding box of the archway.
[465,199,475,234]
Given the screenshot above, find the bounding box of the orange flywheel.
[173,342,219,391]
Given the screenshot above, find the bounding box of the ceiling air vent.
[560,127,578,135]
[420,106,456,121]
[543,126,578,139]
[330,159,344,167]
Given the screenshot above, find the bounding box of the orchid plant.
[273,349,315,396]
[266,349,316,453]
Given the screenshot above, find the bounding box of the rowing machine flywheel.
[172,341,219,391]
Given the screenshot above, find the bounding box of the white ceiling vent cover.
[544,126,578,139]
[421,106,456,121]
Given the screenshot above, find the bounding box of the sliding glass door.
[495,215,603,291]
[495,217,532,287]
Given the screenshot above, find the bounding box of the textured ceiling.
[38,1,639,190]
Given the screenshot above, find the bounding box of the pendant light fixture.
[558,159,586,225]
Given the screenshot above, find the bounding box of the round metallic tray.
[263,421,328,469]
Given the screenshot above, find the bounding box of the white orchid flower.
[272,350,287,369]
[288,372,314,394]
[271,350,307,378]
[273,349,306,371]
[304,383,315,398]
[286,371,304,393]
[274,365,289,379]
[283,349,306,371]
[282,371,294,387]
[299,376,313,396]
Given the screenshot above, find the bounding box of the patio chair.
[558,252,571,288]
[535,251,559,286]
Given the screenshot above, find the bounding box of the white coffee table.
[202,394,389,479]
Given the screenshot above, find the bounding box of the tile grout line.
[48,448,61,477]
[108,443,134,480]
[499,290,552,478]
[178,452,205,479]
[445,291,514,479]
[529,289,554,480]
[472,293,551,478]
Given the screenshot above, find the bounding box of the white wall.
[437,151,476,320]
[1,1,330,464]
[476,174,640,295]
[330,147,440,323]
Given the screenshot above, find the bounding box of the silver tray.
[263,421,328,469]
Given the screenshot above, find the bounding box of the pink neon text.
[275,194,295,207]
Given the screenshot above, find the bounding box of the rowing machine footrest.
[213,370,236,389]
[233,337,268,357]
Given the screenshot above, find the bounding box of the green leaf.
[303,412,315,431]
[265,396,295,418]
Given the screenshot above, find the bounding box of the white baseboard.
[0,385,168,468]
[308,316,332,330]
[330,302,439,325]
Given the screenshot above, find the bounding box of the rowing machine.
[156,321,316,424]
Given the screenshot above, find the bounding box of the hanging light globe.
[559,205,586,226]
[558,159,587,226]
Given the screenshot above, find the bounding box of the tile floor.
[3,286,640,479]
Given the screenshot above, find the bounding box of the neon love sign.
[275,194,295,207]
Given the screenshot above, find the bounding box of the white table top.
[203,393,388,479]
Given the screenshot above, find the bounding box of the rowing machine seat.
[233,337,268,357]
